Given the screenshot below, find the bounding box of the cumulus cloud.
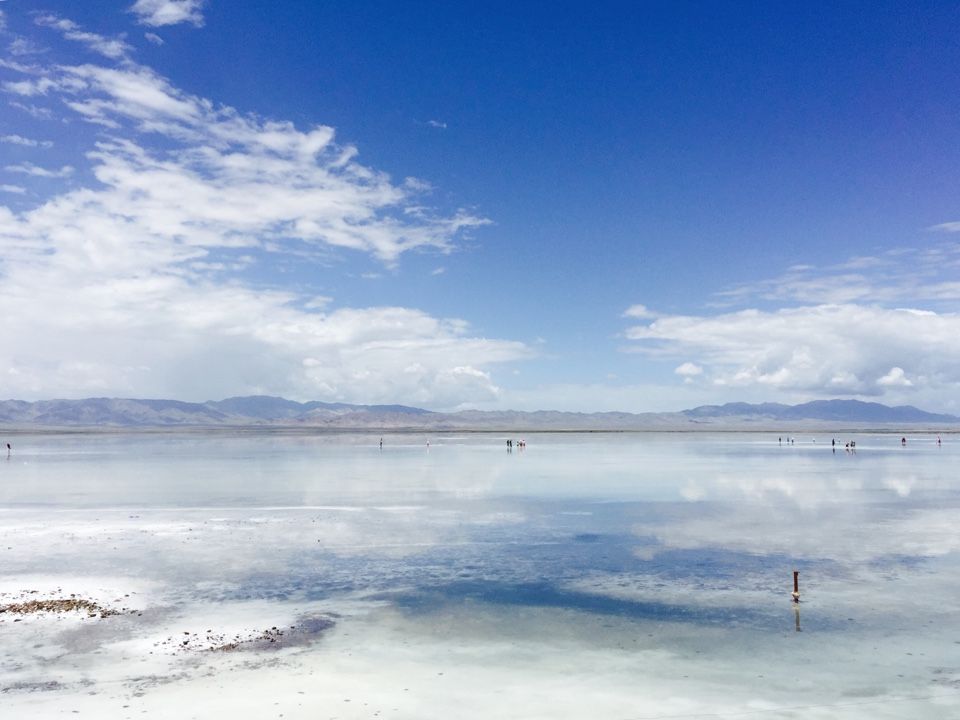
[129,0,205,28]
[0,269,530,404]
[877,366,912,387]
[0,15,528,407]
[619,243,960,409]
[674,362,702,377]
[622,304,656,319]
[625,304,960,402]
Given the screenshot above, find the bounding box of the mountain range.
[0,396,957,430]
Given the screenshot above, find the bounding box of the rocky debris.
[1,588,335,657]
[207,626,288,652]
[0,596,126,619]
[150,615,336,654]
[0,680,67,695]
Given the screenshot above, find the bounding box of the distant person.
[938,436,942,446]
[901,437,906,446]
[831,438,835,448]
[379,437,383,450]
[5,442,9,457]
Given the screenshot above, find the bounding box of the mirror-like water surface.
[1,432,958,718]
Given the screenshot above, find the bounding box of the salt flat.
[1,432,958,718]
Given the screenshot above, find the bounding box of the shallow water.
[1,432,958,718]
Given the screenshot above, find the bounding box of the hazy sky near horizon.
[2,1,960,412]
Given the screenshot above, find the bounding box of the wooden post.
[792,570,800,603]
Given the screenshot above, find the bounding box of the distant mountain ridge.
[0,395,957,430]
[682,400,959,424]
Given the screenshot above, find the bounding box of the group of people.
[780,436,944,450]
[506,438,526,450]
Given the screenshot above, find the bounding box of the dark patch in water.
[573,533,602,543]
[380,580,775,627]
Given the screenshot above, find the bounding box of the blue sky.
[2,0,960,412]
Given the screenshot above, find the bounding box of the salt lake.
[1,431,958,718]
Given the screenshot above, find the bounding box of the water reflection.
[1,431,958,716]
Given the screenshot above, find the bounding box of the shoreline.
[2,424,959,436]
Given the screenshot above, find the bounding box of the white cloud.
[5,162,73,178]
[715,244,960,307]
[622,304,656,319]
[2,60,489,263]
[5,77,59,96]
[877,366,912,387]
[0,23,528,407]
[615,243,960,410]
[1,134,53,148]
[625,304,960,405]
[144,32,164,46]
[0,264,530,404]
[0,184,26,194]
[426,119,447,129]
[9,102,54,119]
[34,15,132,60]
[674,362,702,377]
[9,37,48,57]
[929,221,960,232]
[129,0,205,28]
